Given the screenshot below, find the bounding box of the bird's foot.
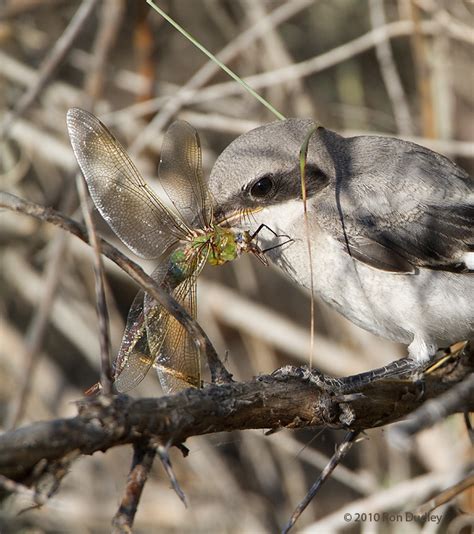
[272,359,424,395]
[271,365,346,392]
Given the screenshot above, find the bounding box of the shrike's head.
[208,119,344,236]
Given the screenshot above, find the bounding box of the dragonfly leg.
[250,223,294,254]
[250,223,290,241]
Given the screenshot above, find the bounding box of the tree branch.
[1,349,472,483]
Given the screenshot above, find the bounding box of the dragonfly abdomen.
[168,247,200,285]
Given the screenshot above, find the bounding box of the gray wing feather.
[315,138,473,272]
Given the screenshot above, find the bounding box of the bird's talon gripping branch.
[271,365,344,392]
[413,377,426,401]
[271,365,305,380]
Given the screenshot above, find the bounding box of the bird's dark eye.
[250,174,274,198]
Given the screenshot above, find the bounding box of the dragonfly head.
[235,230,268,266]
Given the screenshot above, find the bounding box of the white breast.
[248,200,474,356]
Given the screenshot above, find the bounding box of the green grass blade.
[146,0,286,121]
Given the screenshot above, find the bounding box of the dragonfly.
[66,108,266,394]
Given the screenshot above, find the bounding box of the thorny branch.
[76,174,113,394]
[0,348,472,482]
[283,430,359,534]
[111,442,157,533]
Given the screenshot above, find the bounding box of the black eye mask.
[241,164,330,208]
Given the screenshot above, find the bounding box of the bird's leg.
[338,338,439,395]
[272,357,433,395]
[272,337,459,395]
[407,334,437,366]
[271,365,349,392]
[333,357,422,393]
[338,340,469,396]
[406,335,438,393]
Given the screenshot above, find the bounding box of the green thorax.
[167,226,240,287]
[193,225,239,266]
[167,248,192,287]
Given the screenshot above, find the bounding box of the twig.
[133,1,158,106]
[3,248,102,367]
[412,473,474,515]
[414,0,474,45]
[0,449,81,513]
[282,431,359,533]
[0,0,99,138]
[96,15,471,129]
[5,117,76,171]
[118,19,442,123]
[243,0,315,117]
[111,442,157,533]
[5,231,68,429]
[179,111,260,134]
[431,13,453,143]
[182,20,445,105]
[156,444,187,506]
[0,0,66,20]
[0,474,43,505]
[272,433,377,495]
[75,174,113,394]
[0,49,82,104]
[369,0,414,135]
[84,0,125,104]
[0,192,232,387]
[3,182,78,430]
[389,372,474,441]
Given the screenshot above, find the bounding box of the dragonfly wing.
[147,248,209,394]
[113,290,154,393]
[159,120,213,230]
[153,280,199,394]
[67,108,187,259]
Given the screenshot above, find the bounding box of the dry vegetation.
[0,0,473,532]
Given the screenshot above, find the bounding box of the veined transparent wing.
[158,120,213,231]
[145,246,209,394]
[67,108,188,259]
[114,245,208,394]
[113,290,154,393]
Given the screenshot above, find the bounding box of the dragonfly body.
[67,108,263,394]
[188,225,258,266]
